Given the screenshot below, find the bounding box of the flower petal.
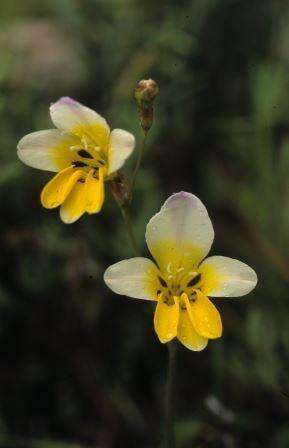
[41,166,83,209]
[85,168,105,214]
[154,295,179,343]
[107,129,135,175]
[59,177,88,224]
[17,129,79,172]
[146,192,214,271]
[177,309,208,351]
[104,258,159,301]
[199,256,258,297]
[50,97,110,149]
[185,292,222,339]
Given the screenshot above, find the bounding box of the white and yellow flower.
[17,97,135,223]
[104,192,257,351]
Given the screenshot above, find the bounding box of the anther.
[81,137,88,149]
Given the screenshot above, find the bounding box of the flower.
[17,97,135,223]
[104,192,257,351]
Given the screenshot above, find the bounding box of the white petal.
[104,258,159,301]
[50,97,110,145]
[199,256,258,297]
[145,192,214,271]
[17,129,78,172]
[107,129,135,175]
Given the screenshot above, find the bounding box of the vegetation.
[0,0,289,446]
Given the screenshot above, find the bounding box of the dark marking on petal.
[77,149,93,159]
[189,292,197,302]
[72,161,88,168]
[187,273,201,288]
[158,276,168,288]
[93,169,99,179]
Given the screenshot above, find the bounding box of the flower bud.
[109,173,132,207]
[134,79,159,133]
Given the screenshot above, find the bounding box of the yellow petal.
[85,168,105,214]
[154,295,179,343]
[41,166,83,209]
[60,178,87,224]
[177,309,208,351]
[185,292,222,339]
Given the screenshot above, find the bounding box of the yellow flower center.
[156,263,202,307]
[69,137,108,180]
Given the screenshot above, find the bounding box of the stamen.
[69,145,82,151]
[179,293,188,310]
[81,137,88,150]
[177,267,184,273]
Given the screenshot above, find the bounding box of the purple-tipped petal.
[146,192,214,270]
[50,97,110,139]
[52,97,79,107]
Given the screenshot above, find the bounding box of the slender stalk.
[165,341,177,448]
[130,131,148,192]
[120,204,139,256]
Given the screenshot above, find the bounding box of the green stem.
[131,131,148,193]
[165,341,177,448]
[120,204,139,256]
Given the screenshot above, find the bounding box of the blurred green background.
[0,0,289,447]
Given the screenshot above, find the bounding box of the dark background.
[0,0,289,447]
